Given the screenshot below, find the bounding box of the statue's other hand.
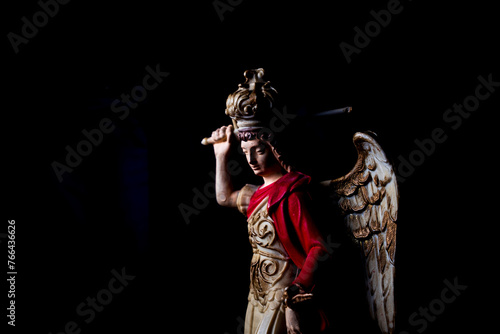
[284,283,313,309]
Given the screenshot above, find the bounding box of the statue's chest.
[247,198,296,308]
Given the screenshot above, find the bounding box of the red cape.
[247,171,328,291]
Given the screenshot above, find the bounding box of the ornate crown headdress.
[225,68,279,138]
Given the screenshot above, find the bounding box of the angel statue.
[202,68,399,334]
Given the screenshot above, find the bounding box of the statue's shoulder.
[236,184,259,216]
[267,172,311,210]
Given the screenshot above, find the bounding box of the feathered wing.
[321,132,399,334]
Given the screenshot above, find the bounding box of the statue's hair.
[238,129,294,173]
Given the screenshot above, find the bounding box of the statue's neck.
[261,171,284,188]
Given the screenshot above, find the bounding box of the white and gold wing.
[321,132,399,334]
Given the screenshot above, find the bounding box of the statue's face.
[241,139,281,177]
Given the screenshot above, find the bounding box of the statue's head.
[225,68,293,174]
[239,129,282,177]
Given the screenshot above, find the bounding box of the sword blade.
[315,106,352,117]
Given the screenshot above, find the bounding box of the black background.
[3,0,498,333]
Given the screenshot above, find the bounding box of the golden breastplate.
[247,197,297,312]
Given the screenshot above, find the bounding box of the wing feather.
[322,132,399,334]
